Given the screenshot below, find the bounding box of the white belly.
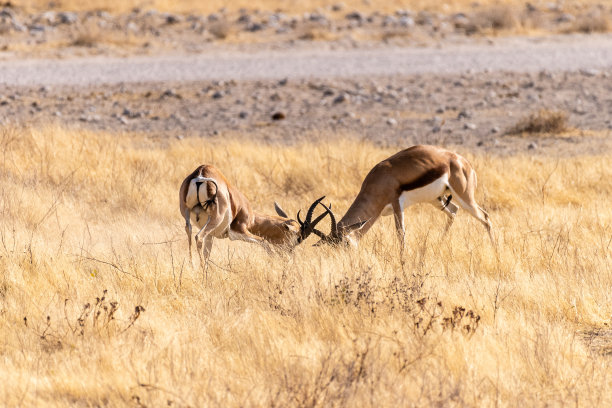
[382,174,449,215]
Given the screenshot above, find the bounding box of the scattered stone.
[452,13,471,29]
[165,14,182,25]
[162,89,181,98]
[277,78,288,86]
[212,91,223,99]
[331,3,345,12]
[399,16,415,27]
[237,14,251,24]
[527,93,540,102]
[382,16,397,26]
[271,111,286,120]
[580,69,599,77]
[464,122,477,130]
[0,8,15,19]
[39,11,57,25]
[122,108,141,118]
[333,93,349,104]
[345,11,364,21]
[323,89,335,97]
[386,117,397,126]
[521,81,535,88]
[416,11,433,26]
[247,22,264,32]
[308,13,327,23]
[527,142,538,150]
[79,114,101,122]
[491,126,500,133]
[557,13,575,23]
[430,116,443,132]
[58,12,78,25]
[238,111,248,118]
[457,110,472,119]
[28,24,46,33]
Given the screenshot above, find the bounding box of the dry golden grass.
[16,0,608,15]
[0,125,611,406]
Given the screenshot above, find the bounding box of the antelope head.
[274,196,331,246]
[311,202,368,247]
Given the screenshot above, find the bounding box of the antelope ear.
[346,220,368,232]
[274,202,289,218]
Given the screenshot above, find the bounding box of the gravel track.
[1,34,612,86]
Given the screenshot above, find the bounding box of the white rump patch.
[185,176,210,209]
[382,174,450,215]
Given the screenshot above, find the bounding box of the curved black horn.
[308,202,331,230]
[317,201,338,237]
[296,210,304,226]
[305,196,325,224]
[298,196,330,241]
[209,179,218,198]
[198,178,219,211]
[311,228,328,239]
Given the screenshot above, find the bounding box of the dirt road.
[1,34,611,86]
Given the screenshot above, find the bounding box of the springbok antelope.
[313,145,493,249]
[179,164,328,267]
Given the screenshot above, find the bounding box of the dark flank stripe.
[399,165,448,193]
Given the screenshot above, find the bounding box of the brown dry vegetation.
[506,109,569,135]
[570,13,611,33]
[16,0,609,15]
[0,125,611,406]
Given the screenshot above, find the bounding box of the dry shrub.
[295,22,337,41]
[380,29,412,42]
[71,23,102,47]
[72,33,98,47]
[570,14,611,33]
[471,5,519,32]
[209,20,230,39]
[506,109,569,135]
[23,290,145,353]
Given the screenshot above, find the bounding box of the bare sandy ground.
[1,34,612,85]
[0,34,610,159]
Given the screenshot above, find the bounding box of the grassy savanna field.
[15,0,608,14]
[0,125,611,406]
